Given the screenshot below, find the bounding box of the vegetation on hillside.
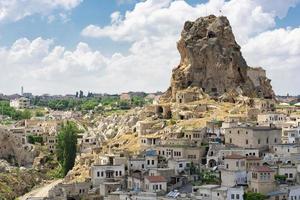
[56,121,79,176]
[0,101,32,120]
[31,96,150,111]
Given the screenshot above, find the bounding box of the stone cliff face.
[164,15,274,101]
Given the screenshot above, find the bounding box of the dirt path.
[19,179,63,200]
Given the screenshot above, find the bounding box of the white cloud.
[79,0,300,95]
[243,27,300,95]
[0,0,82,22]
[82,0,297,44]
[1,0,300,95]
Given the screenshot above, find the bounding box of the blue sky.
[0,0,300,95]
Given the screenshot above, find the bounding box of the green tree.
[35,110,44,117]
[244,192,266,200]
[56,121,78,176]
[27,135,43,144]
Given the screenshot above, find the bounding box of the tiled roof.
[145,176,167,183]
[224,154,245,159]
[252,166,274,172]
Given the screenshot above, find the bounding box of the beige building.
[144,176,167,193]
[175,90,200,104]
[224,126,281,149]
[257,113,287,127]
[221,154,247,187]
[248,165,275,194]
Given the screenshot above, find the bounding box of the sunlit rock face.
[163,15,275,102]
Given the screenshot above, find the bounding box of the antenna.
[21,86,24,96]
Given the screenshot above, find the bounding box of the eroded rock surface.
[163,15,275,101]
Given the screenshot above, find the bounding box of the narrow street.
[19,179,63,200]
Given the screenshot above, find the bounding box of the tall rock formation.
[163,15,274,102]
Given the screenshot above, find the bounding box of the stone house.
[53,181,91,200]
[282,127,300,144]
[139,135,161,150]
[278,165,297,182]
[167,159,191,175]
[128,157,146,171]
[206,143,259,168]
[257,113,287,127]
[46,134,57,153]
[245,156,261,171]
[271,144,300,163]
[155,145,206,164]
[175,90,200,104]
[220,154,247,187]
[224,125,281,150]
[144,176,167,193]
[253,98,276,113]
[128,150,158,172]
[183,128,207,146]
[127,170,145,191]
[90,163,125,187]
[248,165,275,194]
[192,185,244,200]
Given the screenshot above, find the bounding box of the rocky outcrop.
[163,15,274,102]
[0,128,37,166]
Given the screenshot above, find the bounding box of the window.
[274,138,277,143]
[179,163,183,168]
[258,139,260,144]
[119,171,122,176]
[266,137,269,144]
[97,171,100,177]
[246,139,248,145]
[236,161,239,167]
[101,172,104,177]
[289,173,293,178]
[142,164,144,169]
[116,171,118,176]
[236,194,240,199]
[152,160,155,165]
[231,194,235,199]
[230,138,232,143]
[160,185,162,190]
[226,164,229,169]
[147,160,150,165]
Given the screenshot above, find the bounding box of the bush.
[244,192,266,200]
[27,135,43,144]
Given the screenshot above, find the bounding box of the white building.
[227,187,244,200]
[288,185,300,200]
[91,164,125,186]
[10,97,30,109]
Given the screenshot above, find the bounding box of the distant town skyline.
[0,0,300,95]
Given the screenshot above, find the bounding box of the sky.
[0,0,300,96]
